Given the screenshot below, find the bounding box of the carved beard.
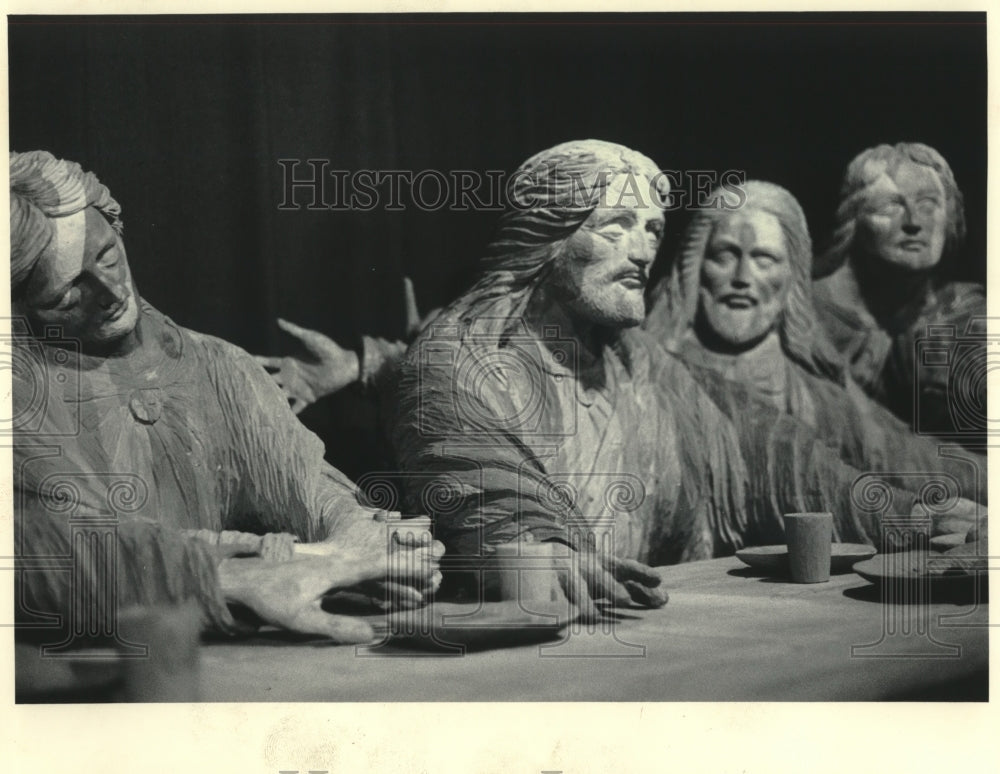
[696,286,784,351]
[549,236,648,330]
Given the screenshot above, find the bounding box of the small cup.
[784,512,833,583]
[489,542,564,603]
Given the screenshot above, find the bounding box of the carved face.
[551,173,665,328]
[856,159,947,271]
[698,209,793,348]
[18,206,139,346]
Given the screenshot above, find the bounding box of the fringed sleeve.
[391,338,583,560]
[198,333,381,542]
[15,500,248,637]
[682,363,917,546]
[638,333,752,559]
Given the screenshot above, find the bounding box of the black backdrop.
[9,13,987,478]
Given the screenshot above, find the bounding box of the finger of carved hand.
[293,371,321,403]
[609,556,663,588]
[426,568,443,594]
[581,554,631,607]
[287,607,375,644]
[277,318,332,355]
[385,546,441,585]
[597,574,633,608]
[390,524,434,548]
[280,367,305,396]
[966,517,986,543]
[254,356,283,372]
[557,566,600,624]
[377,512,428,527]
[289,553,390,594]
[397,515,432,530]
[368,580,426,611]
[284,379,317,406]
[576,549,623,604]
[401,565,443,595]
[623,579,669,609]
[952,498,982,518]
[404,276,422,337]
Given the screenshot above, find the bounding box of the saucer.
[852,549,987,587]
[383,600,571,652]
[735,543,876,575]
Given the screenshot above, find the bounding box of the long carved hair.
[646,179,846,384]
[10,150,123,294]
[814,142,966,278]
[429,139,668,347]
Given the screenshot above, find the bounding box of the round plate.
[384,600,570,652]
[735,543,876,575]
[852,550,986,587]
[929,532,968,552]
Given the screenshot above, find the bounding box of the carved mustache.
[611,268,648,285]
[718,292,758,307]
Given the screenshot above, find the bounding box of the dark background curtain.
[9,13,987,480]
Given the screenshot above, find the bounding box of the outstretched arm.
[254,318,365,414]
[253,278,438,412]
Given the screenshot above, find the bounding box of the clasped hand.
[219,515,444,643]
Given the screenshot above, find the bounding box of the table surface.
[198,555,990,702]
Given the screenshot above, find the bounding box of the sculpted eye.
[708,247,736,264]
[865,198,903,218]
[915,197,942,215]
[597,224,626,243]
[870,200,904,218]
[53,287,81,311]
[97,245,121,268]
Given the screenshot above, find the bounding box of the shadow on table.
[728,566,778,580]
[725,566,821,584]
[842,579,989,606]
[205,629,351,648]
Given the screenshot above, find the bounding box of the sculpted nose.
[91,274,127,308]
[630,250,654,272]
[901,204,922,235]
[628,232,656,269]
[732,255,752,287]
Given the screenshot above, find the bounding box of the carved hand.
[218,539,442,643]
[255,318,360,413]
[546,543,668,622]
[912,497,984,537]
[296,514,445,596]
